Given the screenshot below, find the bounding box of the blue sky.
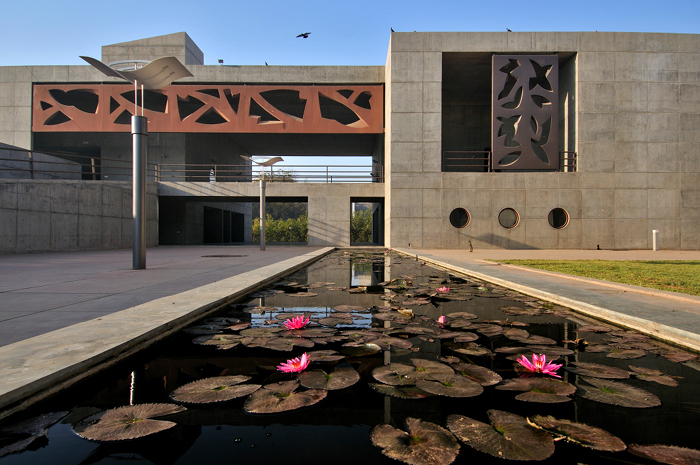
[2,0,699,67]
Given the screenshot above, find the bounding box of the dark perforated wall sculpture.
[491,55,558,170]
[32,84,383,134]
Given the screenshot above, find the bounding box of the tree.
[253,214,308,242]
[350,209,372,243]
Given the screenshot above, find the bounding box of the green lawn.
[491,260,700,296]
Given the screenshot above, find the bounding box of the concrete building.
[1,31,698,252]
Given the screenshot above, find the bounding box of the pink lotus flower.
[437,315,447,324]
[516,354,562,378]
[277,353,310,373]
[436,287,450,293]
[283,315,309,330]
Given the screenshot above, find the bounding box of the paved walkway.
[0,246,324,347]
[397,248,700,353]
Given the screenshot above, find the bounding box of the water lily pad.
[333,305,369,312]
[447,410,555,461]
[240,327,284,338]
[446,312,478,320]
[566,362,630,379]
[477,325,503,337]
[496,378,575,403]
[341,343,382,357]
[306,350,346,362]
[257,337,314,351]
[528,415,626,452]
[170,375,261,404]
[244,380,327,414]
[73,404,186,442]
[369,383,435,399]
[374,337,414,350]
[606,348,646,359]
[578,377,661,408]
[500,306,542,316]
[228,322,251,331]
[0,411,68,458]
[628,444,700,465]
[416,374,484,398]
[286,292,318,297]
[659,351,698,363]
[408,359,454,380]
[449,363,502,386]
[318,317,354,327]
[453,333,479,343]
[370,417,460,465]
[448,320,472,329]
[452,344,492,357]
[192,334,244,350]
[373,364,417,386]
[629,366,679,387]
[299,366,360,390]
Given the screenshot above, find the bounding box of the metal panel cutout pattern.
[32,84,383,134]
[492,55,558,170]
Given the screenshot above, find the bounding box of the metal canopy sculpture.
[79,56,193,89]
[491,55,559,170]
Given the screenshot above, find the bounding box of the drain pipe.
[652,230,659,251]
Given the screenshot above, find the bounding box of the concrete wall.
[157,181,384,246]
[0,180,158,253]
[102,32,204,65]
[385,31,700,250]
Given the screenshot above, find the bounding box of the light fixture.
[81,55,192,269]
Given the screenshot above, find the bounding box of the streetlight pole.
[242,156,283,251]
[80,56,192,269]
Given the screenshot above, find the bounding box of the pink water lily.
[516,354,562,378]
[437,315,447,324]
[277,353,310,373]
[283,315,309,330]
[436,286,450,293]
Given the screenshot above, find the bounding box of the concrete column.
[132,116,147,269]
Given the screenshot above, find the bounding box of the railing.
[442,151,491,172]
[0,147,383,183]
[442,150,578,172]
[157,164,384,183]
[0,147,157,181]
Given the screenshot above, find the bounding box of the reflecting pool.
[0,250,698,465]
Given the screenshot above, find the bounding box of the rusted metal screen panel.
[33,84,384,134]
[491,55,558,170]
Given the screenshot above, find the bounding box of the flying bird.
[296,32,311,38]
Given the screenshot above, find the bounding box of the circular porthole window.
[449,208,470,228]
[498,208,519,229]
[548,208,569,229]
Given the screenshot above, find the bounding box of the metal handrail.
[157,163,384,183]
[442,150,578,172]
[1,146,159,180]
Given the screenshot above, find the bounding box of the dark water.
[1,251,698,465]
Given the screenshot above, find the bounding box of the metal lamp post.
[242,156,284,251]
[80,56,192,269]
